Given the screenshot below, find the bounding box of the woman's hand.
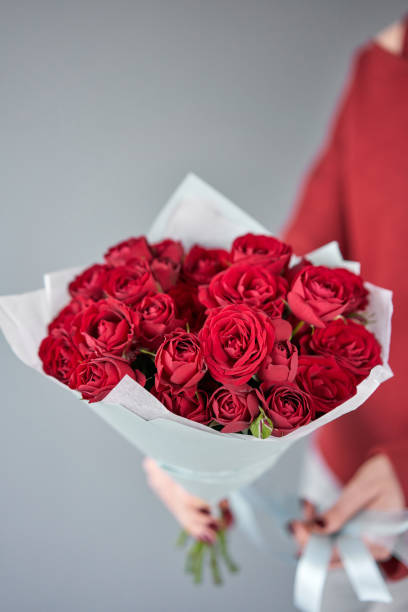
[143,457,233,543]
[291,454,405,568]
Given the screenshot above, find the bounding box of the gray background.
[1,2,406,611]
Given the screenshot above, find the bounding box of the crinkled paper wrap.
[0,174,393,502]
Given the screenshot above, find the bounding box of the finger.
[329,547,342,569]
[364,539,392,562]
[329,559,343,569]
[290,520,312,552]
[185,519,217,543]
[310,473,377,535]
[219,499,234,528]
[301,499,317,521]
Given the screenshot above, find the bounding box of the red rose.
[182,245,230,286]
[199,304,275,387]
[69,355,144,403]
[334,268,369,314]
[151,239,184,263]
[156,389,211,425]
[104,236,152,266]
[48,298,92,333]
[285,258,313,285]
[68,264,110,301]
[39,329,82,384]
[135,293,179,350]
[258,319,298,385]
[150,239,184,291]
[155,330,207,394]
[103,261,157,306]
[300,318,382,380]
[209,386,260,433]
[296,354,357,413]
[262,384,313,436]
[231,234,292,273]
[72,298,138,357]
[167,282,206,331]
[287,265,368,328]
[198,263,288,318]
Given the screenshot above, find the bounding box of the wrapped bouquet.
[0,174,393,588]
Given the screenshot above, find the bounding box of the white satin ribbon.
[230,488,408,612]
[157,462,408,611]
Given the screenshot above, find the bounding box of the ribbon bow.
[229,488,408,612]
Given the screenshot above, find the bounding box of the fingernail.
[313,517,326,528]
[286,521,294,534]
[222,509,234,528]
[208,521,219,531]
[199,507,210,515]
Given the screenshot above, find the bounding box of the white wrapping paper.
[0,174,393,503]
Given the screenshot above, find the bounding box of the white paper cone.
[0,174,393,503]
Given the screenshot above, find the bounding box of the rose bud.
[198,263,288,318]
[258,319,298,385]
[296,354,357,414]
[48,297,92,333]
[182,245,230,286]
[104,236,152,266]
[69,355,145,403]
[231,234,292,274]
[262,384,314,436]
[249,407,274,439]
[39,328,82,384]
[155,330,207,394]
[209,386,261,434]
[135,293,179,350]
[287,265,368,328]
[199,303,275,387]
[155,389,211,425]
[68,264,110,301]
[103,261,157,306]
[71,298,139,357]
[300,318,382,380]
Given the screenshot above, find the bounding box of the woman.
[144,17,408,607]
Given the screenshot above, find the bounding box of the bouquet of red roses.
[0,174,392,584]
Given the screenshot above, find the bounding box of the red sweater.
[284,25,408,579]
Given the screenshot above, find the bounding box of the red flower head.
[199,303,275,387]
[231,234,292,273]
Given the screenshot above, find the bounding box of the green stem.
[193,542,205,584]
[138,348,156,358]
[176,529,189,548]
[290,320,305,339]
[209,544,223,585]
[217,529,239,573]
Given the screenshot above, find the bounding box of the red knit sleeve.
[282,53,361,257]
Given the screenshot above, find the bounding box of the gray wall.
[1,2,406,611]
